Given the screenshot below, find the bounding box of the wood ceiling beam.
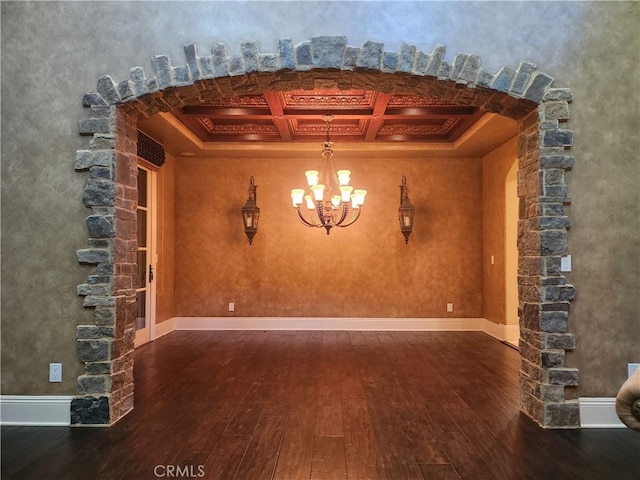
[365,92,391,141]
[263,91,292,141]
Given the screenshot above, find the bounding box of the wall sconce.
[241,176,260,245]
[398,176,415,244]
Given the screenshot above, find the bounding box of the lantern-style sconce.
[398,176,415,244]
[241,176,260,245]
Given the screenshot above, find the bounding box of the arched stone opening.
[72,37,578,428]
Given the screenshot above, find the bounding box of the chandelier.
[290,115,367,235]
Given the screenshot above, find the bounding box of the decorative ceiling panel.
[171,88,485,143]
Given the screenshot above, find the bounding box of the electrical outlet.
[49,363,62,382]
[628,363,640,378]
[228,302,235,312]
[446,303,454,313]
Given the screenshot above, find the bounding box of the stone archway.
[72,37,578,428]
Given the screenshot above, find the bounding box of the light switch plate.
[561,255,572,272]
[629,363,640,378]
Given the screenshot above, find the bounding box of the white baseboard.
[482,319,520,345]
[154,317,175,339]
[579,397,625,428]
[172,316,486,331]
[0,395,73,426]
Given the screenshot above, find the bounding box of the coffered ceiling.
[172,89,485,143]
[138,88,518,158]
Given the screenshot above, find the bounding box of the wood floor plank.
[233,415,287,480]
[418,463,462,480]
[311,436,348,480]
[203,434,252,480]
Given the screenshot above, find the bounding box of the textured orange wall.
[155,154,176,324]
[174,153,483,318]
[482,138,517,325]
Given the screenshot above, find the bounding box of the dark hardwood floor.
[2,331,638,479]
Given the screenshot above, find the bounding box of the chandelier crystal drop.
[290,115,366,235]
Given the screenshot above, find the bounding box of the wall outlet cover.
[49,363,62,382]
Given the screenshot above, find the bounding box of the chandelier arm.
[296,208,323,228]
[333,203,350,226]
[334,207,362,228]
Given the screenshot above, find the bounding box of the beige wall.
[482,138,518,325]
[174,154,484,318]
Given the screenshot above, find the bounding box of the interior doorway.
[134,165,157,348]
[73,37,577,428]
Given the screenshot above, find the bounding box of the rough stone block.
[86,362,112,375]
[542,88,573,102]
[548,368,579,386]
[97,75,121,105]
[382,52,398,72]
[71,396,110,425]
[413,51,430,75]
[490,67,515,92]
[342,46,359,70]
[78,374,112,395]
[77,339,111,362]
[311,36,347,69]
[151,55,173,89]
[173,65,190,86]
[83,296,116,308]
[540,216,571,230]
[76,248,111,264]
[541,101,570,121]
[542,129,573,147]
[184,44,200,81]
[94,306,115,325]
[540,154,575,170]
[540,230,568,255]
[77,325,115,339]
[543,400,580,428]
[543,333,576,350]
[357,41,384,70]
[459,55,481,84]
[295,41,312,68]
[397,43,417,73]
[259,54,279,72]
[211,43,229,77]
[436,61,451,80]
[524,72,554,103]
[75,150,115,171]
[82,92,107,107]
[542,284,575,302]
[77,283,111,297]
[425,45,446,77]
[477,69,493,88]
[89,167,113,180]
[542,349,565,367]
[449,53,468,82]
[540,311,568,333]
[78,118,110,136]
[511,62,537,96]
[278,39,295,70]
[86,215,114,238]
[129,66,148,97]
[117,80,134,101]
[83,179,115,207]
[241,42,260,73]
